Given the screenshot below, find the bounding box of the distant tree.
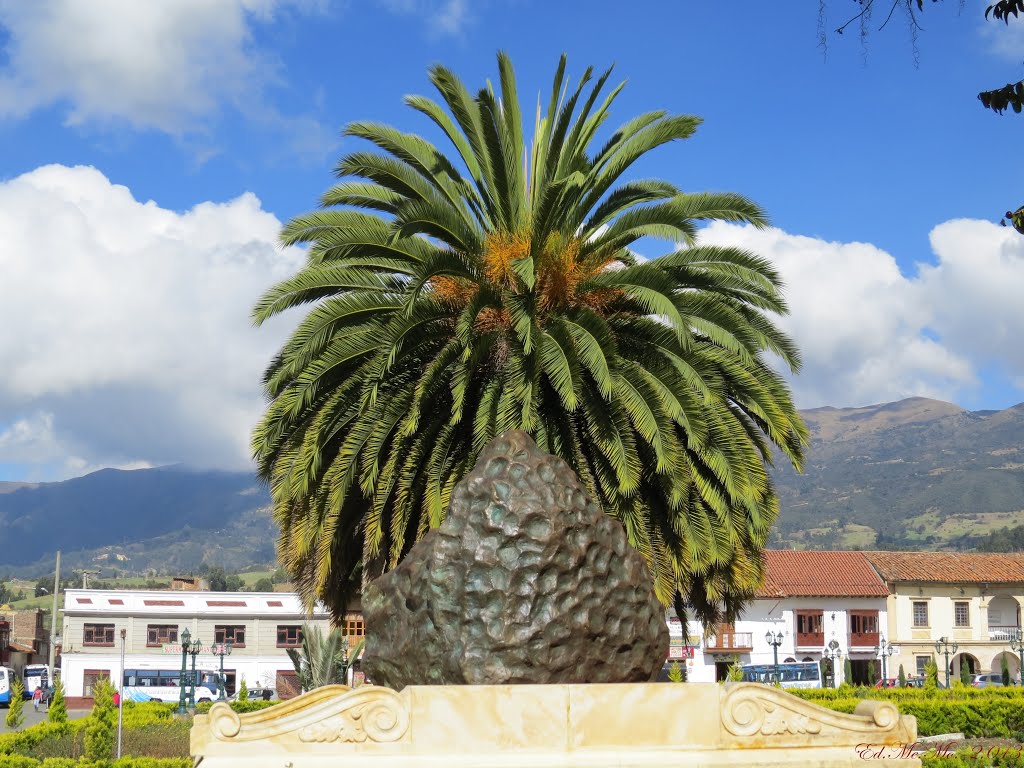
[225,575,244,592]
[868,659,877,685]
[253,578,274,592]
[271,568,289,584]
[5,679,25,730]
[0,580,10,604]
[1002,655,1011,687]
[48,678,68,724]
[898,663,907,688]
[667,661,684,683]
[977,524,1024,553]
[34,577,51,597]
[238,678,249,703]
[960,658,972,685]
[206,567,228,592]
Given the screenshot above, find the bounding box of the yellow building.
[866,551,1024,684]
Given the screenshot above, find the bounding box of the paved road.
[0,705,90,733]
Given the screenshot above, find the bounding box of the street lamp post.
[188,636,202,709]
[117,628,125,759]
[1010,629,1024,685]
[765,630,784,685]
[177,629,192,715]
[935,636,959,689]
[824,639,843,688]
[874,637,895,684]
[213,641,234,700]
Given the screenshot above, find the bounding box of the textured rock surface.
[362,430,669,688]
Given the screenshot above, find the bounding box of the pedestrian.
[113,690,120,707]
[32,685,42,712]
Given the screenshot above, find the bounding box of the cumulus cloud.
[0,164,304,480]
[696,220,1024,408]
[376,0,472,36]
[0,0,332,150]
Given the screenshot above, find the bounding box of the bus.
[122,669,220,703]
[0,666,14,706]
[740,662,822,689]
[22,664,51,698]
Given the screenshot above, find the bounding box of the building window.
[912,601,929,627]
[849,612,879,634]
[795,612,824,634]
[915,655,930,678]
[146,625,178,647]
[343,615,365,638]
[214,625,246,647]
[83,669,110,696]
[277,625,303,647]
[954,602,970,627]
[84,623,116,646]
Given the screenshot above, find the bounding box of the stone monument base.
[191,682,919,767]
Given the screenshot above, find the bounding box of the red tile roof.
[758,550,890,598]
[865,551,1024,584]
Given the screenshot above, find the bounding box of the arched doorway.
[951,652,981,683]
[990,651,1021,684]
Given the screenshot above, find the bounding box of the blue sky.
[1,0,1023,481]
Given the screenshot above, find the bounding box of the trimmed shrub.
[7,678,26,730]
[48,679,67,724]
[84,678,116,762]
[194,700,278,715]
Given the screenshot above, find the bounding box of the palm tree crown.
[252,52,808,626]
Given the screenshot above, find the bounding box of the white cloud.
[0,164,305,479]
[376,0,471,36]
[695,220,1024,409]
[0,0,331,144]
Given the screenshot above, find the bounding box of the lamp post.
[935,636,959,689]
[117,628,125,759]
[213,641,233,700]
[874,637,895,684]
[188,635,202,709]
[765,630,784,685]
[177,628,192,715]
[1010,629,1024,686]
[824,639,843,688]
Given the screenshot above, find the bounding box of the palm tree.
[286,623,365,691]
[253,52,807,627]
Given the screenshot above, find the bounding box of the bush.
[194,700,278,715]
[237,678,248,703]
[791,686,1024,738]
[7,678,26,730]
[49,679,68,724]
[0,759,191,768]
[84,679,116,762]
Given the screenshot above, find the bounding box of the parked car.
[874,678,900,688]
[971,673,1014,688]
[229,687,279,702]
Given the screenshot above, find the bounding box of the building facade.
[59,589,362,703]
[865,551,1024,683]
[685,551,891,685]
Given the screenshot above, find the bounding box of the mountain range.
[1,397,1022,578]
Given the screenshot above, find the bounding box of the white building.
[685,551,891,685]
[58,588,360,701]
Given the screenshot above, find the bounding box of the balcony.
[706,632,754,652]
[849,631,880,649]
[796,632,824,649]
[989,625,1022,642]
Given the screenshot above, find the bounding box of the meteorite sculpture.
[361,430,669,688]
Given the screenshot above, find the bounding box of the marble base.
[191,682,919,767]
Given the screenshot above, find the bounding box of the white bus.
[740,662,822,689]
[22,664,50,697]
[0,666,15,706]
[122,668,219,703]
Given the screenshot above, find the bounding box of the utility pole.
[47,551,61,684]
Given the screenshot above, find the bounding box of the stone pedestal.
[191,682,920,767]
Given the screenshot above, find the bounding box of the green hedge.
[921,749,1024,767]
[194,700,280,715]
[0,759,190,768]
[790,687,1024,738]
